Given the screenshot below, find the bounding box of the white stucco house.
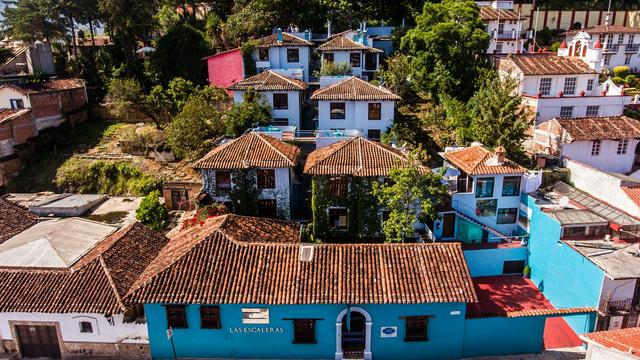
[253,30,313,82]
[193,132,301,219]
[434,146,528,242]
[227,70,308,127]
[476,0,526,54]
[559,25,640,71]
[317,33,382,80]
[534,115,640,174]
[0,200,168,359]
[310,76,400,147]
[497,53,631,123]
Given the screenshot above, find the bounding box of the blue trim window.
[497,208,518,224]
[475,177,494,198]
[502,176,521,197]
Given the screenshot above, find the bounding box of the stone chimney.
[495,146,506,164]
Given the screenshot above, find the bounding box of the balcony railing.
[598,297,640,316]
[493,32,519,40]
[625,44,640,52]
[603,44,621,53]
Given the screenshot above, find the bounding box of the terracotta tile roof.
[441,146,527,175]
[0,222,168,313]
[317,35,382,53]
[304,136,410,176]
[581,327,640,357]
[193,132,300,170]
[256,32,313,48]
[553,116,640,141]
[567,24,640,36]
[310,76,400,101]
[479,7,523,21]
[227,70,308,91]
[2,79,85,95]
[126,215,477,305]
[622,186,640,208]
[0,197,38,245]
[498,54,597,75]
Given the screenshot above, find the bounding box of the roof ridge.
[256,133,296,166]
[98,255,127,312]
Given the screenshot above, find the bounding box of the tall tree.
[151,23,211,85]
[1,0,66,41]
[400,0,490,102]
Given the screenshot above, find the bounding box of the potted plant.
[523,265,531,279]
[557,90,564,97]
[536,91,542,98]
[579,90,586,96]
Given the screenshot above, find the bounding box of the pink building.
[205,48,244,95]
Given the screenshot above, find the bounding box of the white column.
[335,322,343,360]
[364,321,373,360]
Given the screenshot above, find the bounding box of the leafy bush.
[612,76,625,85]
[136,190,169,231]
[548,41,561,52]
[152,23,212,85]
[314,61,351,77]
[614,65,630,78]
[119,126,163,155]
[224,92,272,136]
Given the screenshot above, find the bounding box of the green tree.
[1,0,66,41]
[400,0,490,101]
[223,0,277,45]
[379,53,412,99]
[372,149,447,243]
[136,190,169,231]
[228,170,260,216]
[152,23,211,85]
[105,78,171,128]
[314,60,351,77]
[224,91,272,136]
[467,75,531,162]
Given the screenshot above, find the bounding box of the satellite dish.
[558,196,570,208]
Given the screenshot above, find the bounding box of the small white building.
[0,202,168,360]
[310,76,400,146]
[559,25,640,71]
[435,146,528,241]
[193,132,301,219]
[497,53,631,123]
[534,116,640,173]
[227,70,308,127]
[253,30,313,82]
[476,0,526,54]
[317,34,382,80]
[581,327,640,360]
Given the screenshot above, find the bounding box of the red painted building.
[205,48,244,95]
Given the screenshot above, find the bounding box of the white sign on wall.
[380,326,397,338]
[242,308,270,324]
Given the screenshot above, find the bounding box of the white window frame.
[586,105,600,117]
[563,77,577,95]
[591,140,601,156]
[560,106,573,118]
[539,78,552,96]
[625,54,632,66]
[586,79,594,92]
[617,139,629,155]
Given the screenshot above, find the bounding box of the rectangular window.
[79,321,93,333]
[271,118,289,126]
[563,226,587,238]
[323,52,334,63]
[166,305,188,329]
[589,226,607,237]
[586,105,600,117]
[539,78,552,95]
[200,306,221,329]
[368,103,381,120]
[587,79,594,91]
[273,93,288,109]
[257,199,277,218]
[560,106,574,118]
[604,54,612,66]
[367,129,381,141]
[617,139,629,155]
[502,176,521,196]
[476,199,498,217]
[497,208,518,224]
[328,208,348,231]
[591,140,601,156]
[563,77,577,95]
[625,54,632,66]
[287,48,299,63]
[258,48,269,61]
[503,260,525,274]
[9,99,24,109]
[293,319,316,344]
[630,34,636,44]
[404,317,428,342]
[617,34,624,44]
[257,169,276,189]
[329,177,348,197]
[475,177,494,198]
[350,52,361,67]
[497,22,505,35]
[215,171,231,190]
[495,42,503,53]
[330,102,346,119]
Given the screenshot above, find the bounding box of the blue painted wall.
[524,194,603,334]
[145,302,467,360]
[463,316,545,357]
[464,247,528,277]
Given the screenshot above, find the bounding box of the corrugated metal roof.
[546,209,608,226]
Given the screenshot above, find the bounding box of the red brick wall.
[163,182,202,211]
[0,111,34,144]
[29,87,87,120]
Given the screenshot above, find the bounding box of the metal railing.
[625,44,640,52]
[598,297,640,316]
[452,200,516,237]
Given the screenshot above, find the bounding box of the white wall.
[522,95,628,123]
[255,46,310,81]
[484,19,525,54]
[518,73,600,97]
[0,312,148,344]
[233,90,301,127]
[317,100,394,138]
[321,51,379,78]
[562,139,639,174]
[0,88,29,108]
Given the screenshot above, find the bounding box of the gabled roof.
[1,79,85,95]
[0,197,38,245]
[0,222,168,313]
[479,7,524,21]
[498,54,597,75]
[441,146,527,175]
[304,136,408,177]
[193,132,300,170]
[256,32,313,48]
[126,215,477,305]
[567,24,640,36]
[317,35,383,53]
[227,70,307,91]
[581,327,640,357]
[552,116,640,142]
[310,76,400,101]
